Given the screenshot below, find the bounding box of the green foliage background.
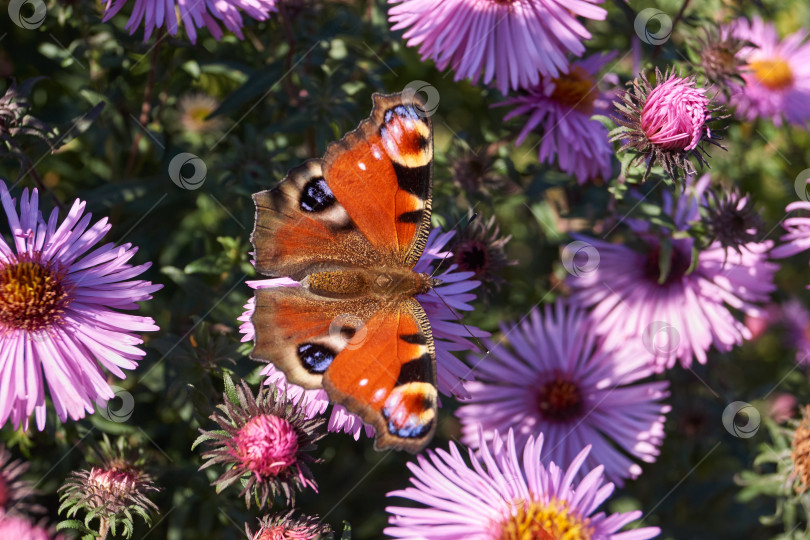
[3,0,810,538]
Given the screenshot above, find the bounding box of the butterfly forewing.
[322,93,433,265]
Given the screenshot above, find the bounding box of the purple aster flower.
[456,299,669,485]
[772,199,810,261]
[385,428,660,539]
[387,0,607,95]
[726,16,810,127]
[500,51,618,183]
[102,0,278,44]
[567,175,777,370]
[0,182,160,431]
[239,228,487,437]
[779,299,810,366]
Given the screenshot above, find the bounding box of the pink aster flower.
[386,428,660,539]
[456,299,669,485]
[613,69,721,180]
[567,175,778,370]
[195,379,324,508]
[246,510,331,540]
[0,515,65,540]
[641,76,710,151]
[726,16,810,127]
[0,182,160,431]
[102,0,278,44]
[387,0,607,95]
[500,51,618,184]
[239,228,487,439]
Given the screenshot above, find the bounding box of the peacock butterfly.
[249,91,439,453]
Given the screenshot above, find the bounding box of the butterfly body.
[250,92,439,453]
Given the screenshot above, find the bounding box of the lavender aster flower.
[500,52,618,183]
[568,175,777,370]
[239,228,487,439]
[388,0,607,95]
[456,299,669,485]
[780,299,810,366]
[727,16,810,127]
[102,0,278,44]
[772,199,810,261]
[386,428,660,539]
[0,182,161,431]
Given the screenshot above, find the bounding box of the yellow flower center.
[0,257,70,332]
[551,66,598,114]
[188,105,213,123]
[498,499,594,540]
[750,58,794,90]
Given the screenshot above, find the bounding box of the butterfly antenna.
[430,288,489,355]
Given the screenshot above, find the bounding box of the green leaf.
[340,521,353,540]
[223,373,239,406]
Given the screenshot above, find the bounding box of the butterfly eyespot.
[297,343,336,373]
[299,177,335,212]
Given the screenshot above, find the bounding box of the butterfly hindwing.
[322,93,433,266]
[251,285,377,390]
[251,286,437,452]
[323,298,437,452]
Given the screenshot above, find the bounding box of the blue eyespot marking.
[297,343,335,373]
[299,177,335,213]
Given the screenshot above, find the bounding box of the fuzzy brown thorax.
[303,267,435,300]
